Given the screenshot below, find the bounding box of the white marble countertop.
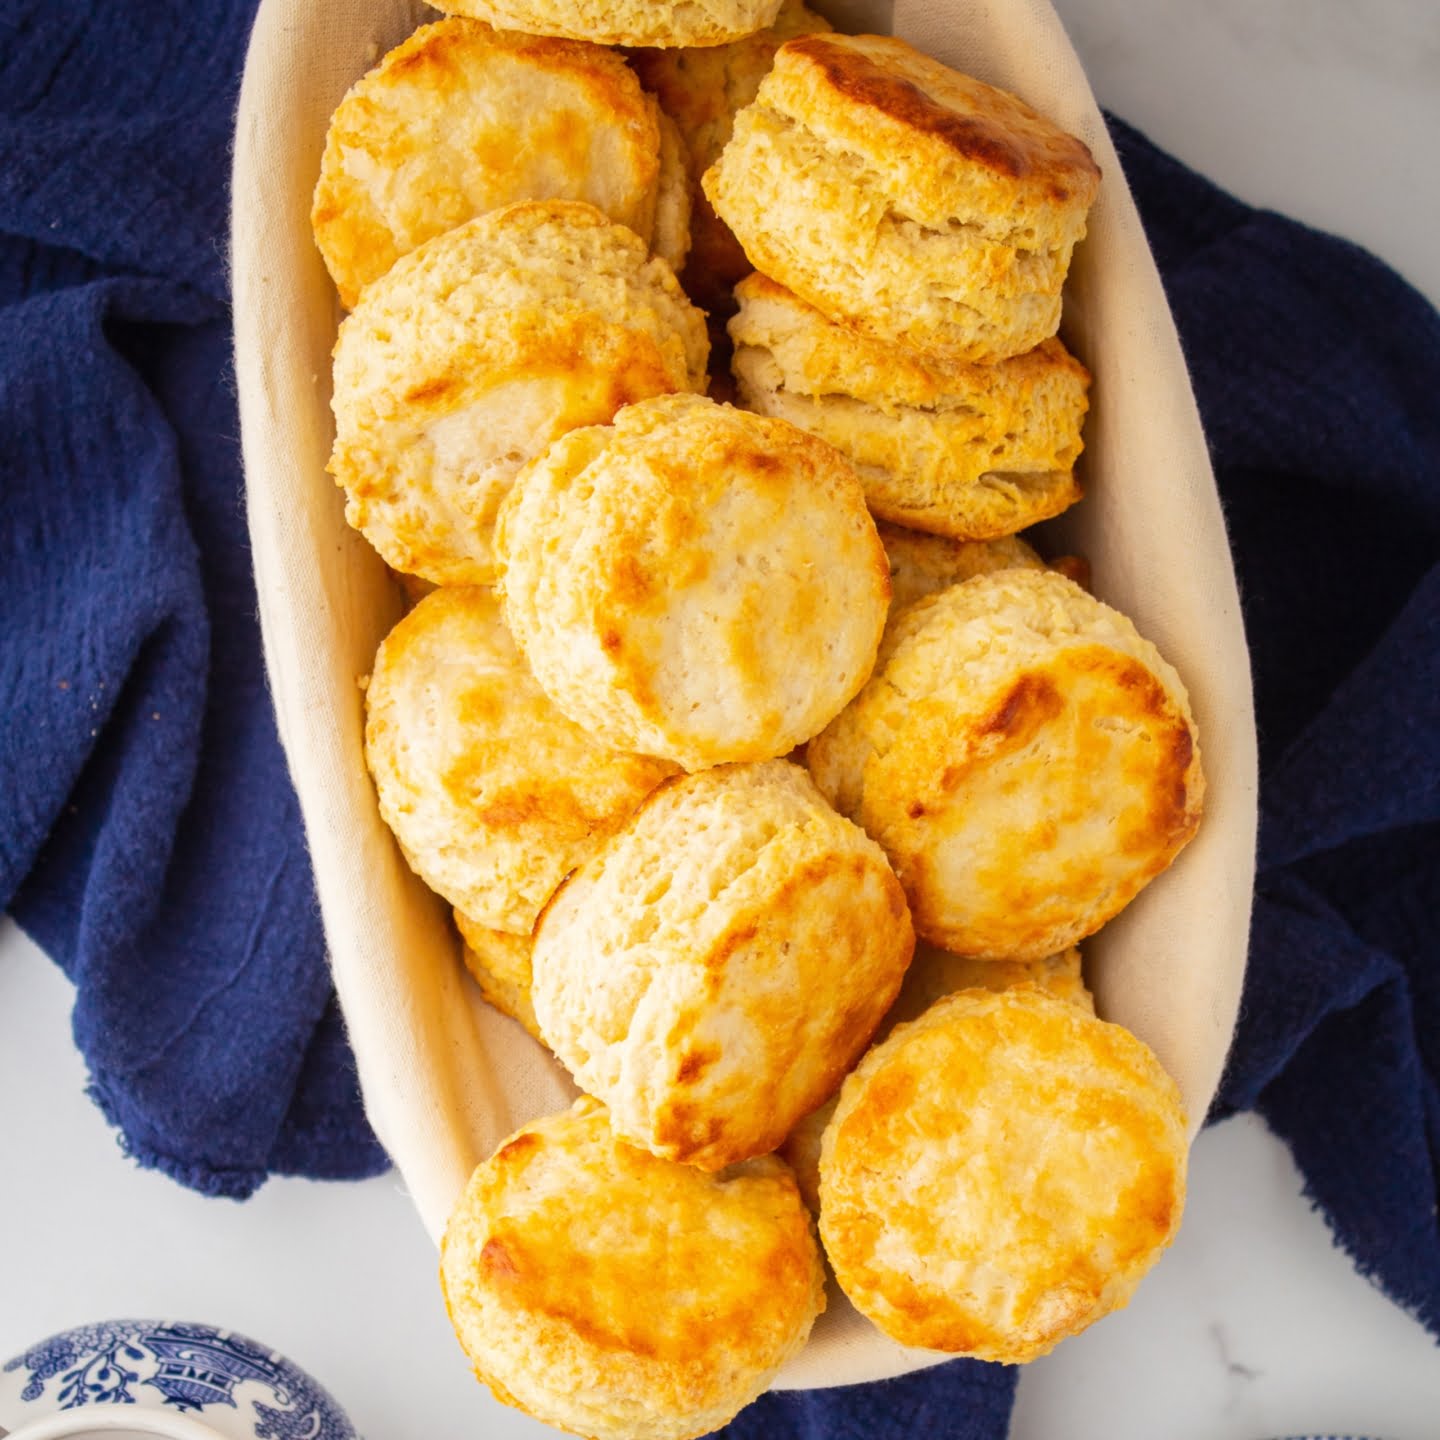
[4,2,1439,1436]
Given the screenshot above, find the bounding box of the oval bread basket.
[231,0,1258,1391]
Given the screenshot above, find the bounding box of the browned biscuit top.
[778,33,1100,199]
[819,989,1186,1361]
[807,570,1204,960]
[440,1097,825,1439]
[530,759,914,1170]
[312,19,668,309]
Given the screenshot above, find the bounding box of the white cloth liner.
[231,0,1257,1390]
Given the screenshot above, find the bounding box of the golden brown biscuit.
[495,393,889,769]
[820,989,1187,1360]
[778,1098,832,1217]
[730,275,1090,537]
[531,760,914,1169]
[782,944,1090,1211]
[363,587,675,933]
[877,521,1046,613]
[455,909,543,1042]
[631,1,832,315]
[651,110,693,275]
[891,942,1093,1027]
[428,0,785,47]
[808,569,1204,959]
[312,20,687,309]
[330,201,707,585]
[441,1097,825,1440]
[705,33,1101,361]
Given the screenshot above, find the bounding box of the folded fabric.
[0,0,388,1194]
[1117,107,1440,1332]
[0,5,1436,1438]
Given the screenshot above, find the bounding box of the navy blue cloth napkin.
[1,3,1436,1436]
[0,1,389,1193]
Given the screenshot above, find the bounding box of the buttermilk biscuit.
[427,0,785,47]
[631,1,832,316]
[730,276,1090,537]
[496,393,889,769]
[330,202,707,585]
[441,1098,824,1440]
[455,909,542,1042]
[704,33,1101,361]
[782,944,1089,1211]
[820,989,1187,1360]
[879,521,1045,613]
[312,20,689,309]
[531,760,914,1169]
[808,569,1204,959]
[891,942,1092,1028]
[652,111,693,275]
[363,587,676,934]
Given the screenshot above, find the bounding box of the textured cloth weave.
[0,0,388,1193]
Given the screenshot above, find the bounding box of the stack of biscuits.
[313,4,1205,1437]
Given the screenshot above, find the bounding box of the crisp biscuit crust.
[766,34,1101,220]
[819,989,1186,1360]
[496,393,890,769]
[731,275,1089,537]
[531,761,914,1169]
[781,944,1089,1212]
[878,521,1046,614]
[705,34,1101,360]
[808,569,1204,959]
[329,201,707,585]
[441,1098,825,1440]
[631,0,831,315]
[312,20,681,309]
[428,0,785,47]
[363,587,675,933]
[455,909,543,1042]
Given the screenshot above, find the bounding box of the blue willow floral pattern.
[4,1322,146,1407]
[4,1320,357,1439]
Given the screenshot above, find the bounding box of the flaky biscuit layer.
[651,110,694,275]
[877,521,1046,614]
[455,909,544,1042]
[731,275,1089,537]
[632,0,831,314]
[705,33,1100,360]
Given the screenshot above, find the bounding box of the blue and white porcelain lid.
[0,1320,357,1440]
